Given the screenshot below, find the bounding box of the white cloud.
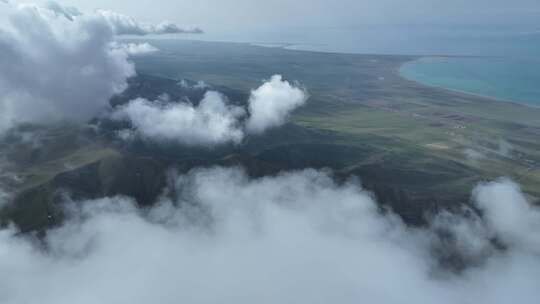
[0,3,135,133]
[0,2,204,135]
[246,75,308,134]
[111,92,246,146]
[177,79,210,90]
[111,42,159,56]
[0,168,539,304]
[112,75,307,146]
[473,178,540,252]
[43,1,82,20]
[96,9,203,35]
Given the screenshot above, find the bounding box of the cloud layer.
[112,75,307,146]
[0,168,539,303]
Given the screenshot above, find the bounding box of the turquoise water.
[400,57,540,107]
[198,27,540,106]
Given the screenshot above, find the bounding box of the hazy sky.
[14,0,540,33]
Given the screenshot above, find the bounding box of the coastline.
[128,37,540,110]
[246,39,540,110]
[398,57,540,109]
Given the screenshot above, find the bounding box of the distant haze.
[16,0,540,32]
[8,0,538,56]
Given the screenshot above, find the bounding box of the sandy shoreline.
[398,57,540,110]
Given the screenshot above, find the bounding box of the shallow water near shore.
[400,57,540,107]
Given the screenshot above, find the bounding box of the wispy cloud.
[111,42,159,56]
[96,9,203,35]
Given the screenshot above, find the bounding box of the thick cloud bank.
[0,3,135,133]
[0,168,539,304]
[112,75,307,146]
[0,2,200,134]
[246,75,308,134]
[112,92,245,145]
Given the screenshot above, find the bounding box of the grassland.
[2,39,539,232]
[130,39,540,199]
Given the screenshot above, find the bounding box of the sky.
[12,0,540,33]
[4,0,540,56]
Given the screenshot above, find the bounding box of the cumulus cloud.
[0,2,203,135]
[0,2,135,134]
[96,9,203,35]
[246,75,308,134]
[0,168,539,303]
[473,178,540,251]
[111,92,246,145]
[112,75,307,146]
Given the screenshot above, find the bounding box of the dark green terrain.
[1,40,539,234]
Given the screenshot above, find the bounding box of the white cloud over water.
[0,168,539,304]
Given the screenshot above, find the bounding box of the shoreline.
[128,37,540,110]
[398,57,540,110]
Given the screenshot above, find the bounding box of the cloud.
[497,139,513,158]
[96,9,203,35]
[464,148,486,161]
[0,159,17,208]
[111,42,159,56]
[0,2,135,134]
[177,79,210,90]
[246,75,308,134]
[111,92,246,145]
[44,1,82,21]
[0,167,539,303]
[0,187,10,208]
[0,2,204,135]
[112,75,307,146]
[473,178,540,252]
